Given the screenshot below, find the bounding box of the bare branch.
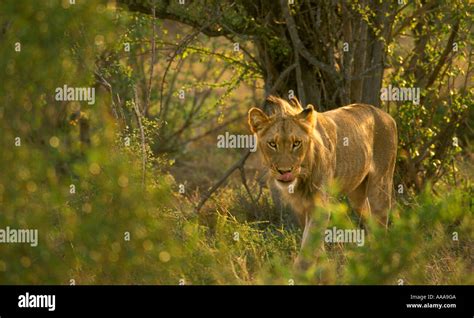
[280,0,338,82]
[425,21,459,88]
[240,167,256,205]
[267,63,297,95]
[182,114,246,145]
[195,150,252,213]
[133,88,147,189]
[143,4,157,115]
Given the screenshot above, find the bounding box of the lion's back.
[320,104,397,192]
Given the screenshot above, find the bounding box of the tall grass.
[1,126,471,284]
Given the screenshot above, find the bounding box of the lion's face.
[248,105,316,190]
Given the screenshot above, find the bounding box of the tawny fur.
[248,96,397,244]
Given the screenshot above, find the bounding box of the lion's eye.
[293,140,302,148]
[268,141,277,149]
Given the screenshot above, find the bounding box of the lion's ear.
[289,97,304,110]
[248,107,269,133]
[297,105,317,127]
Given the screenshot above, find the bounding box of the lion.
[248,96,397,253]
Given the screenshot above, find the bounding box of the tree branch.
[117,0,256,38]
[143,4,157,115]
[133,87,147,189]
[280,0,338,82]
[425,21,459,88]
[267,63,297,95]
[195,150,252,213]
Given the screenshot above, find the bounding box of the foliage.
[0,0,472,285]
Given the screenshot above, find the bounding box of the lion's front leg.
[301,213,315,249]
[293,204,331,271]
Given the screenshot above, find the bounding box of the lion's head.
[248,97,317,191]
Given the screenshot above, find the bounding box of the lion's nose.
[277,167,292,175]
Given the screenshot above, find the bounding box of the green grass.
[1,135,471,285]
[0,0,471,285]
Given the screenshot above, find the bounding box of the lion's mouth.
[277,172,295,183]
